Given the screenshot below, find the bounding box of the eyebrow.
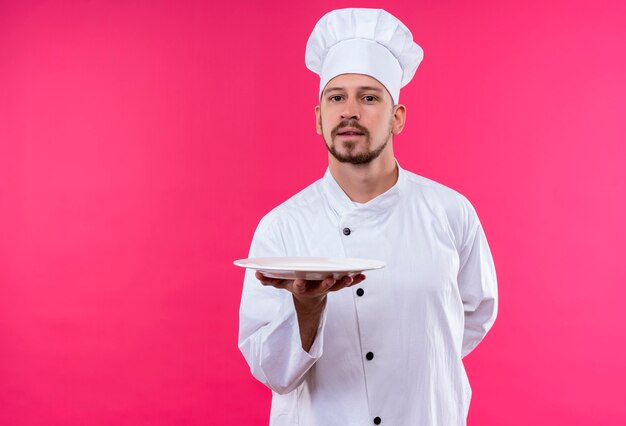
[324,86,384,94]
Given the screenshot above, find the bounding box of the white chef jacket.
[238,163,498,426]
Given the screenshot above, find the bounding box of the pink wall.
[1,1,625,424]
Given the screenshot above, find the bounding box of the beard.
[322,119,391,165]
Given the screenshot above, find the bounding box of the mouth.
[337,128,365,137]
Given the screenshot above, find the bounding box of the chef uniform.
[238,8,498,426]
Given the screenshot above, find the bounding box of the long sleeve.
[457,216,498,358]
[237,217,328,395]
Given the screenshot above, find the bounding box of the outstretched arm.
[255,272,365,351]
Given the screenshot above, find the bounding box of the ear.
[315,105,322,135]
[391,104,407,135]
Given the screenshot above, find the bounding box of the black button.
[366,352,374,360]
[342,227,351,235]
[373,417,381,425]
[356,288,364,297]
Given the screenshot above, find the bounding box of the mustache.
[330,120,370,138]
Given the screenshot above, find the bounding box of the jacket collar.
[322,161,407,220]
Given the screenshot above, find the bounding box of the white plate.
[233,257,386,280]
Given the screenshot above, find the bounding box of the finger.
[292,279,307,294]
[321,277,336,291]
[255,271,288,288]
[340,275,354,287]
[324,276,351,292]
[351,274,366,285]
[255,271,273,282]
[260,280,289,289]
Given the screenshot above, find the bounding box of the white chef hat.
[305,8,424,104]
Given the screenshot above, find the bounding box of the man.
[238,8,498,426]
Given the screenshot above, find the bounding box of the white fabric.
[321,39,403,104]
[305,8,424,104]
[238,164,498,426]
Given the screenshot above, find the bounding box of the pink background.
[1,0,625,424]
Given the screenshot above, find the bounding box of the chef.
[238,8,498,426]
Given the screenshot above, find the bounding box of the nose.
[341,98,360,120]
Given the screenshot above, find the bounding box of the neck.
[328,148,398,203]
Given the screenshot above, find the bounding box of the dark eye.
[363,95,376,102]
[330,95,343,102]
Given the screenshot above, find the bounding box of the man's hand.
[254,271,366,304]
[255,271,367,351]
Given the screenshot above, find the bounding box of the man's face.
[315,74,405,165]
